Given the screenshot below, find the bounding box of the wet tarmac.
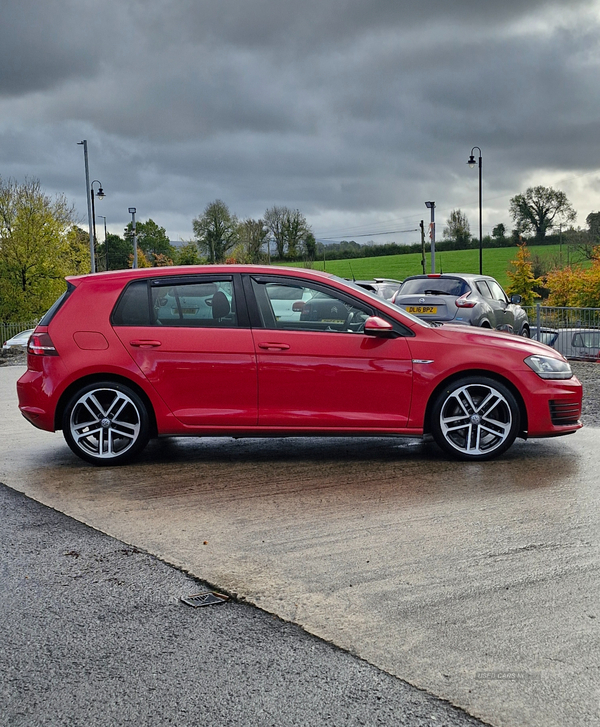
[1,366,599,727]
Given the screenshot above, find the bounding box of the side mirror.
[364,316,397,338]
[510,294,522,304]
[292,301,305,312]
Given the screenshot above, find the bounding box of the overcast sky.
[2,0,600,246]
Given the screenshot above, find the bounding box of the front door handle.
[129,340,162,348]
[257,342,290,351]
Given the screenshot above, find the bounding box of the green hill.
[283,243,575,288]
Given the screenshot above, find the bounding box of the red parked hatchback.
[17,265,583,465]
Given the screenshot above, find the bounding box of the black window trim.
[111,273,251,328]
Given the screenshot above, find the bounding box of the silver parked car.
[2,328,34,350]
[392,274,530,336]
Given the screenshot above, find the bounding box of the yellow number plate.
[406,306,438,314]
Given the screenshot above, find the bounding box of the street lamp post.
[467,146,483,275]
[90,181,105,272]
[97,215,108,270]
[425,201,436,273]
[129,208,138,269]
[77,140,96,274]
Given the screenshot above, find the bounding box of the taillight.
[28,332,58,356]
[455,292,477,309]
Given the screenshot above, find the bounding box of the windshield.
[399,277,470,296]
[333,276,432,328]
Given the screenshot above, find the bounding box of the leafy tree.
[239,218,268,263]
[264,206,288,259]
[175,241,203,265]
[443,209,471,249]
[303,231,317,261]
[545,246,600,307]
[283,209,309,259]
[505,241,542,305]
[123,218,175,266]
[129,248,152,268]
[97,233,134,271]
[492,223,506,240]
[192,200,239,263]
[264,206,310,259]
[0,177,77,320]
[65,226,92,274]
[509,186,576,241]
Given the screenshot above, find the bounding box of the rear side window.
[112,278,238,328]
[152,280,237,327]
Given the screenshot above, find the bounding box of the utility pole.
[419,220,426,273]
[129,208,138,268]
[425,202,436,273]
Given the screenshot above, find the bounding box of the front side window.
[251,279,372,333]
[487,280,508,303]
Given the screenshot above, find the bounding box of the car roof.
[402,273,494,282]
[66,265,339,285]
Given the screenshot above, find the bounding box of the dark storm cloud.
[1,0,600,239]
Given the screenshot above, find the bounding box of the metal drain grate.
[181,591,229,608]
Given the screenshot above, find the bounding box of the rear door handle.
[129,340,162,348]
[257,342,290,351]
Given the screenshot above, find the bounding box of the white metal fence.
[524,305,600,361]
[1,320,38,346]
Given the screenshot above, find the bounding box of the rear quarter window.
[112,280,152,326]
[39,283,76,325]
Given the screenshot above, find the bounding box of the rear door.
[112,274,257,426]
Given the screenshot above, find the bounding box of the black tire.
[520,325,530,337]
[62,381,150,466]
[430,376,520,461]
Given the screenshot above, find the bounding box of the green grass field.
[282,243,580,288]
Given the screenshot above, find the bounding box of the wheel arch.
[54,373,158,437]
[423,369,528,436]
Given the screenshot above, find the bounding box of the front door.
[248,277,413,429]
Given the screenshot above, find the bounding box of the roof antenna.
[348,262,355,281]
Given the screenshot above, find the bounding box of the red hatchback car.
[17,265,582,465]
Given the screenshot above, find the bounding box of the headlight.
[524,355,572,380]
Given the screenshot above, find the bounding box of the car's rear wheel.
[62,381,150,466]
[430,376,520,461]
[520,325,530,337]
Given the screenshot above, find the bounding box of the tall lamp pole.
[97,215,108,270]
[467,146,483,275]
[90,181,105,273]
[77,140,96,273]
[129,208,138,268]
[425,201,436,273]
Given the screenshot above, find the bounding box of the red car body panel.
[16,265,583,454]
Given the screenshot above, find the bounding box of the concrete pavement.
[1,365,599,727]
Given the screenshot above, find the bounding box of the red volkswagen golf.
[17,265,582,465]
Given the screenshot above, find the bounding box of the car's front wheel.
[62,381,150,466]
[430,376,520,461]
